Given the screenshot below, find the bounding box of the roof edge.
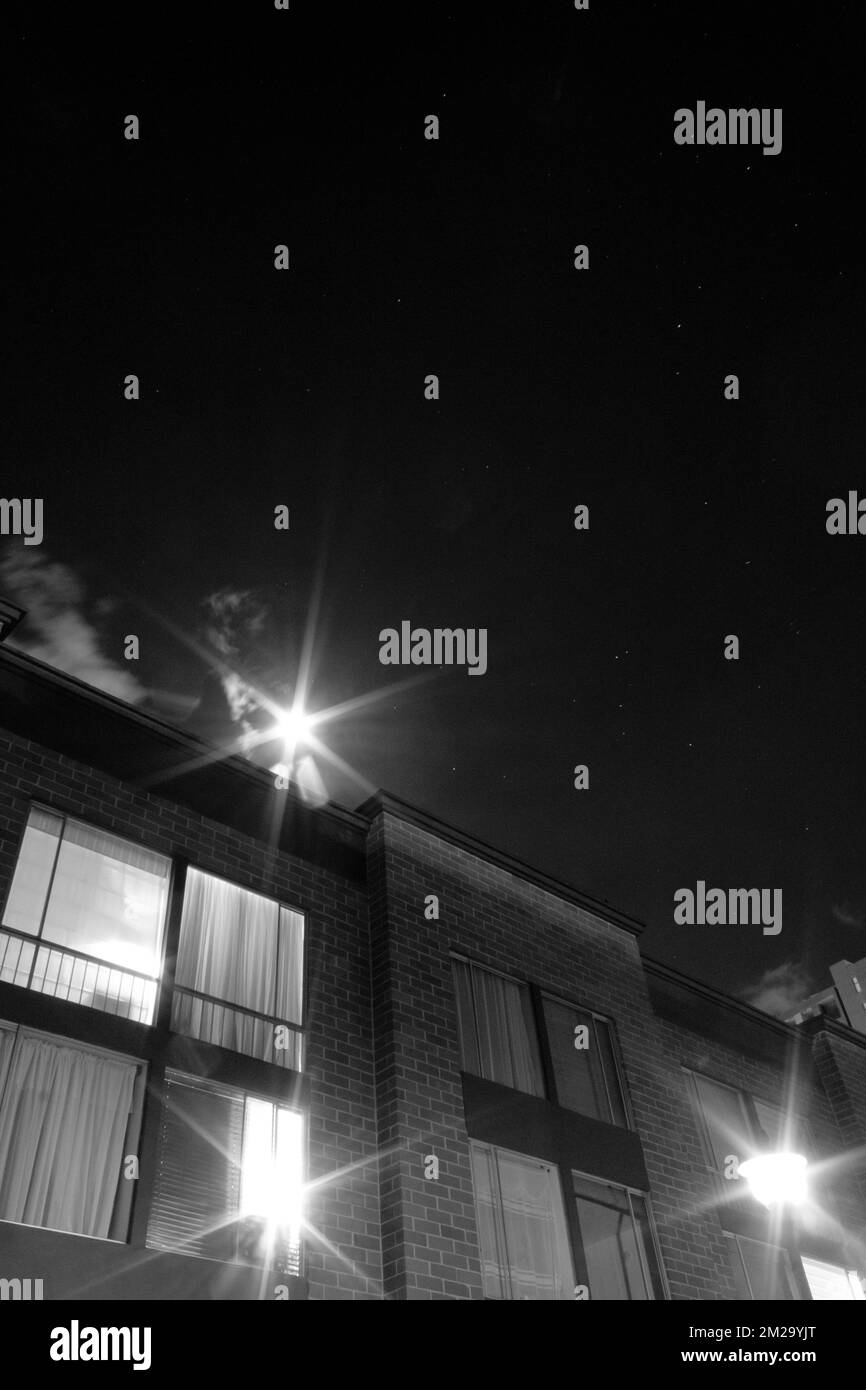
[0,645,369,837]
[357,789,645,937]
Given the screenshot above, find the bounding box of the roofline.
[0,645,369,837]
[356,789,646,937]
[643,955,866,1051]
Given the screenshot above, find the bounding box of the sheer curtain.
[471,1143,574,1300]
[0,1032,136,1238]
[498,1151,574,1300]
[473,969,543,1096]
[174,870,303,1059]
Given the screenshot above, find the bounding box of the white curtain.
[473,969,543,1096]
[0,1025,16,1105]
[471,1144,574,1300]
[174,870,303,1058]
[0,1032,136,1238]
[498,1151,574,1299]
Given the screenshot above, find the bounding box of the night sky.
[5,6,866,1013]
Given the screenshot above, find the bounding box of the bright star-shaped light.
[274,706,316,746]
[739,1152,808,1209]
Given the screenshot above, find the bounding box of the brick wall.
[653,1011,866,1268]
[810,1028,866,1216]
[367,808,738,1300]
[0,728,382,1300]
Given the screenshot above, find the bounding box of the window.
[801,1256,865,1301]
[452,957,544,1097]
[690,1073,753,1189]
[172,869,304,1069]
[751,1098,811,1158]
[542,995,629,1126]
[470,1141,574,1299]
[572,1172,665,1300]
[726,1234,799,1299]
[0,807,170,1024]
[146,1070,303,1274]
[0,1022,144,1241]
[688,1072,811,1199]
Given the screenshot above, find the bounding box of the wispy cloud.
[739,960,815,1019]
[831,903,864,929]
[201,588,272,733]
[0,551,145,703]
[203,589,267,660]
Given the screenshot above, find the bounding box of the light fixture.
[739,1151,808,1208]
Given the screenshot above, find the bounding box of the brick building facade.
[1,644,864,1300]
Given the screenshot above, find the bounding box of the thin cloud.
[0,551,145,703]
[831,903,864,929]
[202,588,271,729]
[203,589,267,660]
[739,960,815,1019]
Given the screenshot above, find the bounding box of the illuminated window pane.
[1,809,170,1024]
[148,1071,303,1275]
[470,1142,574,1300]
[802,1256,866,1300]
[173,870,304,1066]
[2,808,61,934]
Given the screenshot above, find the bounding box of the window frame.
[686,1068,812,1198]
[0,802,174,1025]
[469,1138,575,1300]
[569,1165,669,1300]
[537,987,633,1129]
[171,862,307,1069]
[451,953,545,1099]
[146,1066,306,1276]
[725,1232,801,1300]
[451,954,633,1128]
[0,1018,147,1245]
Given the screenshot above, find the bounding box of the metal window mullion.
[490,1148,514,1300]
[467,963,484,1080]
[627,1191,652,1300]
[24,813,65,989]
[0,1026,21,1119]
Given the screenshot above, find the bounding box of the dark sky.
[5,5,866,1013]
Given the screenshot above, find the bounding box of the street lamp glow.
[739,1152,808,1208]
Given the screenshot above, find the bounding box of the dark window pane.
[693,1075,750,1182]
[544,998,625,1123]
[452,958,480,1076]
[572,1174,662,1300]
[631,1194,666,1299]
[147,1073,244,1263]
[735,1235,797,1300]
[596,1020,629,1127]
